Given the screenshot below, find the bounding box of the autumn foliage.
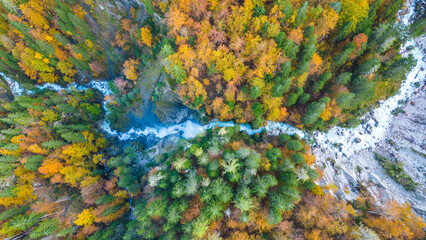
[159,0,417,130]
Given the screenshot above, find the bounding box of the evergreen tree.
[301,97,330,125]
[24,155,44,171]
[334,43,355,66]
[286,93,298,107]
[287,140,303,151]
[297,93,310,104]
[337,92,356,109]
[171,64,186,84]
[42,140,66,149]
[294,2,309,27]
[8,213,41,231]
[312,72,332,93]
[60,132,87,143]
[29,219,59,239]
[354,57,381,77]
[334,72,353,85]
[0,205,30,222]
[381,55,416,80]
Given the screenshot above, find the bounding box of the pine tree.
[301,97,329,125]
[381,55,416,80]
[0,156,18,164]
[0,162,15,177]
[312,72,332,93]
[351,77,375,107]
[334,72,353,85]
[354,57,380,77]
[354,0,381,36]
[267,208,282,225]
[171,64,186,84]
[337,92,356,109]
[334,43,355,66]
[24,155,44,171]
[286,93,298,107]
[41,140,66,149]
[234,185,254,213]
[204,200,224,221]
[266,148,283,170]
[287,140,303,151]
[291,152,305,164]
[166,204,182,225]
[185,170,200,196]
[270,192,292,212]
[297,93,310,104]
[29,218,59,239]
[8,213,41,231]
[410,18,426,38]
[336,21,353,42]
[294,2,309,27]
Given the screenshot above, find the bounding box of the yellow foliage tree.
[75,208,96,226]
[339,0,369,32]
[140,27,153,47]
[122,59,140,83]
[0,184,36,207]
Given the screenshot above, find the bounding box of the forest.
[0,0,424,239]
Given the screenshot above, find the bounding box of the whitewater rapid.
[2,38,423,156]
[3,33,423,154]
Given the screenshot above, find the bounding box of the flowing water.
[2,24,424,155]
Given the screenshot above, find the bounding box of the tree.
[315,6,339,38]
[123,59,140,83]
[286,93,298,107]
[334,43,355,66]
[287,140,303,151]
[355,57,381,77]
[337,92,356,109]
[234,186,254,213]
[351,33,368,58]
[6,213,41,232]
[24,155,44,171]
[75,209,95,226]
[0,184,36,207]
[294,2,309,27]
[140,27,153,47]
[301,98,330,125]
[42,140,66,149]
[61,132,86,143]
[334,72,352,85]
[170,63,187,84]
[29,218,59,239]
[381,55,416,81]
[338,0,369,32]
[0,205,30,222]
[312,72,332,93]
[205,200,224,221]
